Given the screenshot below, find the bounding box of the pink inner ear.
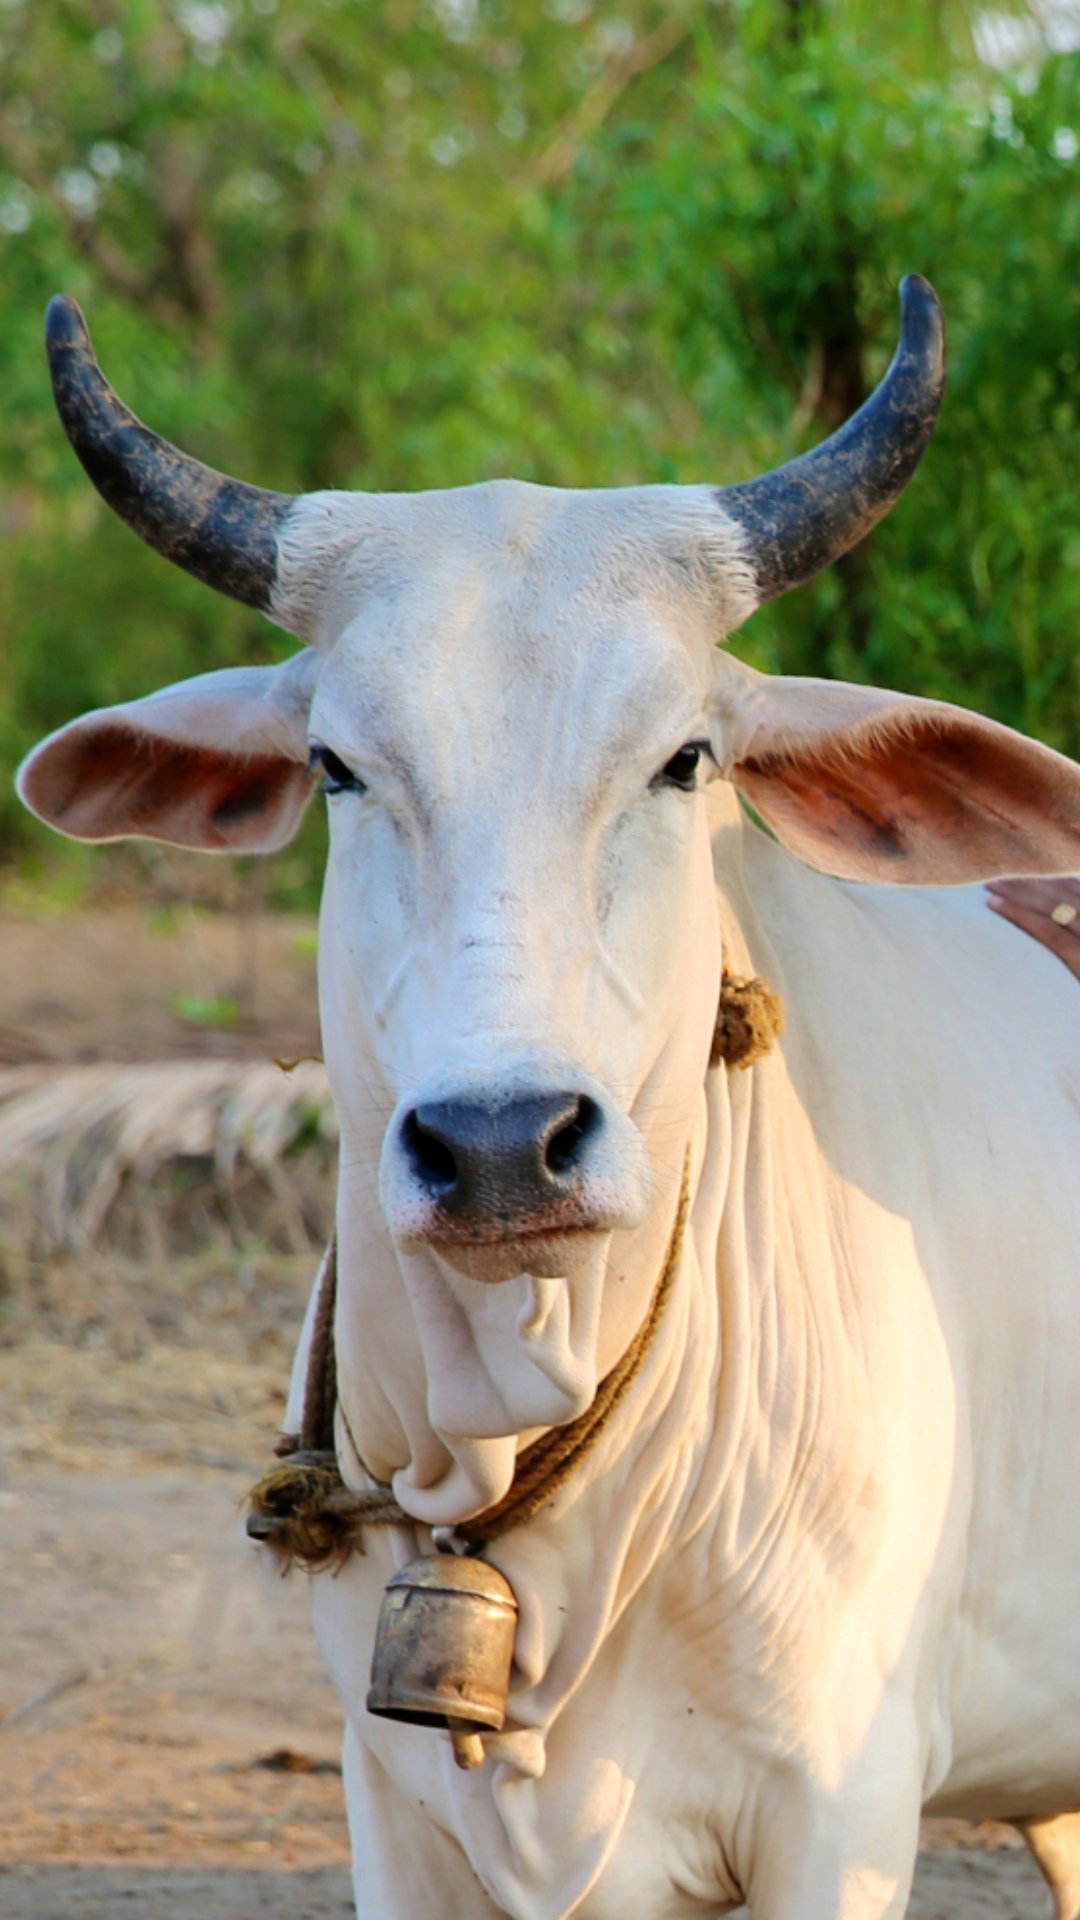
[738,748,910,866]
[25,720,315,851]
[735,710,1080,883]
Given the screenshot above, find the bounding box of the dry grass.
[0,1056,336,1366]
[0,1057,333,1469]
[0,1059,335,1262]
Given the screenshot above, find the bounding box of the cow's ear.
[710,656,1080,884]
[16,650,320,853]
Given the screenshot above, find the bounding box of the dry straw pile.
[0,1058,335,1261]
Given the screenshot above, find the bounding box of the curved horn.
[45,295,294,611]
[716,274,946,604]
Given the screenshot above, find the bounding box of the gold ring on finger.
[1051,902,1079,927]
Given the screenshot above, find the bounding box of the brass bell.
[367,1552,519,1770]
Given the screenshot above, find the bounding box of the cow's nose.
[400,1092,602,1218]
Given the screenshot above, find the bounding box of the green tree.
[572,0,1080,752]
[2,0,1078,895]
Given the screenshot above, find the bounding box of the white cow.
[20,279,1080,1920]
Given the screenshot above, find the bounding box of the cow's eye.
[654,743,703,792]
[309,745,366,795]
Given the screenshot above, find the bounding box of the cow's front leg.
[741,1765,921,1920]
[343,1724,504,1920]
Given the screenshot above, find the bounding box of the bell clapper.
[432,1525,469,1556]
[447,1718,487,1770]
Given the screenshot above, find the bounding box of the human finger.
[985,875,1080,921]
[987,894,1080,979]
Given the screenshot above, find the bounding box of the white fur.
[270,480,760,645]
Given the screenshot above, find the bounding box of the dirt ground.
[0,1321,353,1913]
[0,901,322,1066]
[0,906,1058,1917]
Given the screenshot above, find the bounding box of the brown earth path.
[0,903,321,1066]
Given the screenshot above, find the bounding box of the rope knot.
[245,1450,402,1570]
[711,970,784,1071]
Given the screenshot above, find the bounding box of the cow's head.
[20,283,1080,1473]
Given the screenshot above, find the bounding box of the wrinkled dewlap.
[711,971,785,1071]
[246,1152,693,1567]
[246,990,783,1574]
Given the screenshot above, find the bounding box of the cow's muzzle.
[381,1075,649,1280]
[404,1090,599,1217]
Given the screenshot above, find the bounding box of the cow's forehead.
[301,483,750,787]
[272,477,757,652]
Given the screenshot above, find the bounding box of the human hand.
[985,876,1080,982]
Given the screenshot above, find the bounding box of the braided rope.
[301,1238,338,1454]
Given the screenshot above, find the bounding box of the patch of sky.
[545,0,594,22]
[436,0,479,45]
[55,168,99,218]
[429,127,475,166]
[975,0,1080,74]
[177,0,233,46]
[594,17,635,56]
[0,186,32,234]
[89,142,124,179]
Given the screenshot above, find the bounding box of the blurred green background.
[3,0,1080,908]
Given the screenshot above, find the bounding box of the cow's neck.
[476,1011,882,1786]
[685,809,934,1641]
[489,799,902,1653]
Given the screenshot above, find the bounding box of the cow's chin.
[420,1225,601,1285]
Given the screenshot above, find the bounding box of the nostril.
[399,1091,607,1217]
[545,1095,601,1176]
[402,1108,459,1195]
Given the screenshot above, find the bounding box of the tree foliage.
[2,0,1079,891]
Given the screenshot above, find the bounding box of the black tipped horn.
[716,275,946,603]
[44,295,294,611]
